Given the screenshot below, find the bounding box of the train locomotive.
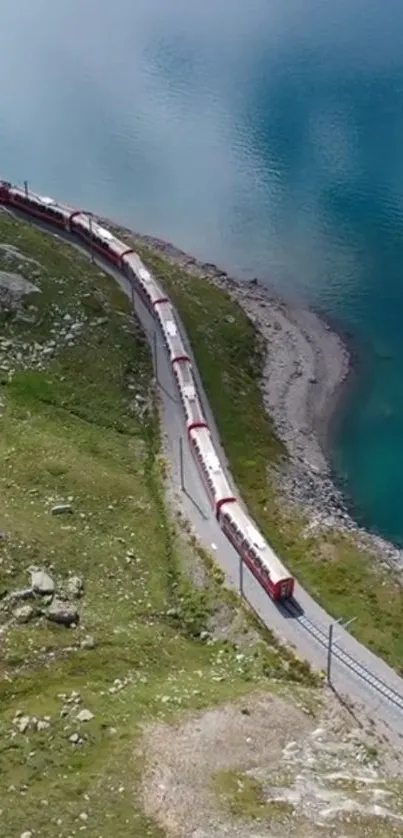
[0,178,295,602]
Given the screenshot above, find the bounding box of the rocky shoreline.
[103,220,403,574]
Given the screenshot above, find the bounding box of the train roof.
[158,305,188,355]
[175,362,198,403]
[125,253,167,299]
[15,187,73,213]
[190,426,234,498]
[37,195,57,205]
[223,501,292,584]
[73,214,130,254]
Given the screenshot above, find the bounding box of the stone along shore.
[102,220,403,574]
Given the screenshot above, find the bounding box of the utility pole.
[153,330,158,385]
[327,616,356,685]
[239,556,244,597]
[24,180,28,197]
[179,437,184,491]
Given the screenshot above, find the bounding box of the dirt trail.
[141,689,403,838]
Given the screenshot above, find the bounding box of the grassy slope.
[116,237,403,674]
[0,215,315,838]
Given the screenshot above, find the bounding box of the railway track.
[283,599,403,712]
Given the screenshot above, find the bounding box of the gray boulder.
[31,569,55,596]
[47,598,79,627]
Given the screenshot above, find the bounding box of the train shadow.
[276,596,305,619]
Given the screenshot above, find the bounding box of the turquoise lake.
[2,0,403,543]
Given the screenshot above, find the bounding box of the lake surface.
[2,0,403,543]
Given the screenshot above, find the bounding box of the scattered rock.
[51,503,73,516]
[69,732,81,744]
[80,635,96,650]
[66,690,81,703]
[36,719,50,732]
[15,716,30,734]
[46,598,79,627]
[66,575,84,599]
[30,568,55,595]
[76,708,94,723]
[13,604,35,624]
[20,831,33,838]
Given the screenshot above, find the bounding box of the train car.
[69,212,134,268]
[0,180,12,204]
[155,303,209,431]
[173,358,208,433]
[123,252,169,312]
[189,425,236,516]
[218,500,294,600]
[156,301,188,362]
[1,183,71,229]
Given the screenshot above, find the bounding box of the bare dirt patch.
[141,689,403,838]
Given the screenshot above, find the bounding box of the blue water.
[2,0,403,543]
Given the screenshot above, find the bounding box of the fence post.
[239,555,244,597]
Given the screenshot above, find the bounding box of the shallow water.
[2,0,403,543]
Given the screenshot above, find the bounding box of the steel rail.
[283,600,403,711]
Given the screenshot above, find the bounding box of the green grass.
[214,770,293,821]
[0,215,317,837]
[111,234,403,675]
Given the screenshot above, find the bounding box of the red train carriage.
[218,500,294,601]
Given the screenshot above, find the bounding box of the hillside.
[0,212,402,838]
